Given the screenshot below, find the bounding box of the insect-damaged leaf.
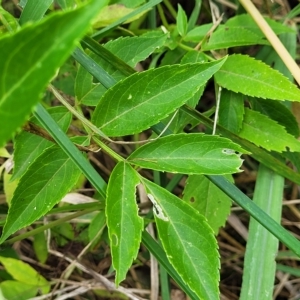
[128,133,247,175]
[106,162,143,285]
[142,179,220,300]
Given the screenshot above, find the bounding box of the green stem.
[162,0,177,19]
[157,4,169,29]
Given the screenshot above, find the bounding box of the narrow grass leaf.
[12,106,71,180]
[19,0,53,25]
[106,162,143,285]
[0,0,107,147]
[183,174,233,234]
[240,164,284,300]
[214,54,300,101]
[239,108,300,152]
[142,179,219,300]
[128,133,247,175]
[91,0,162,39]
[92,59,226,136]
[0,147,81,243]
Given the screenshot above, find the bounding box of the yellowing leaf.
[0,256,50,294]
[93,4,147,28]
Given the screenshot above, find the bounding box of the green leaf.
[76,31,167,105]
[0,0,107,148]
[92,59,226,136]
[183,175,233,234]
[161,51,207,133]
[184,23,212,43]
[33,231,48,264]
[0,146,82,243]
[226,14,295,36]
[214,54,300,101]
[142,179,219,300]
[181,105,300,185]
[202,25,268,50]
[118,0,146,8]
[12,106,71,180]
[92,4,146,28]
[239,108,300,152]
[250,98,299,137]
[0,6,19,33]
[19,0,53,25]
[88,211,106,244]
[92,0,161,39]
[106,162,143,285]
[128,133,247,175]
[0,281,38,300]
[0,256,50,294]
[219,89,244,134]
[177,4,188,37]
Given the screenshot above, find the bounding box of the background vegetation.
[1,0,300,299]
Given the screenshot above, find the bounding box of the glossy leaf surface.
[215,54,300,101]
[106,162,143,285]
[0,0,107,147]
[92,59,226,136]
[142,179,219,300]
[128,133,247,175]
[76,31,167,105]
[219,89,244,134]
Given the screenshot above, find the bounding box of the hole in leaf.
[222,148,240,155]
[190,197,195,203]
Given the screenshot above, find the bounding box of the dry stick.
[239,0,300,86]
